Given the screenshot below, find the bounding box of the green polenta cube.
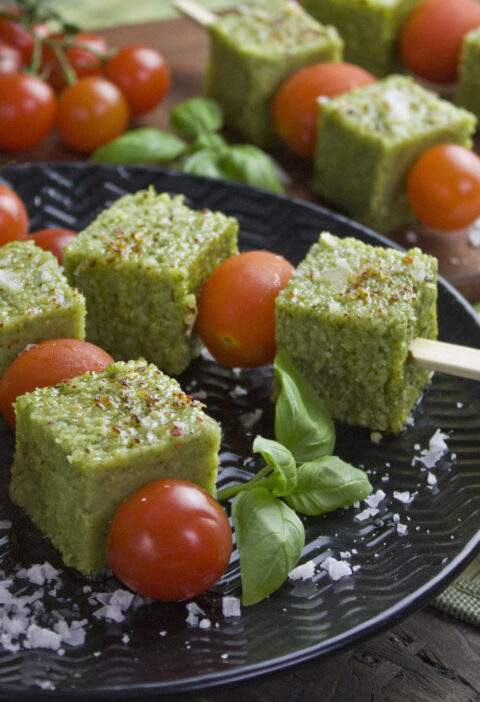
[63,188,239,376]
[455,27,480,122]
[0,240,85,379]
[205,0,343,148]
[313,75,476,233]
[301,0,420,77]
[10,359,222,574]
[275,232,438,433]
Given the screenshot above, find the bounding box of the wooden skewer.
[175,0,480,385]
[173,0,217,26]
[410,338,480,381]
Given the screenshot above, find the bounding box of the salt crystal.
[393,490,414,504]
[364,490,386,510]
[185,602,205,627]
[24,624,62,651]
[288,560,315,581]
[320,557,352,581]
[229,384,248,398]
[396,523,408,535]
[355,507,379,521]
[199,618,211,629]
[222,596,241,618]
[416,429,449,469]
[427,472,437,486]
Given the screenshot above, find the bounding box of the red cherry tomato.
[195,250,294,368]
[104,44,171,117]
[0,9,49,64]
[272,62,376,158]
[43,32,109,91]
[406,144,480,231]
[0,339,114,430]
[0,41,22,76]
[399,0,480,83]
[0,74,57,151]
[28,228,77,263]
[107,478,232,601]
[57,76,129,153]
[0,184,28,244]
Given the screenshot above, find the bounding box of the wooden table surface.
[1,16,479,702]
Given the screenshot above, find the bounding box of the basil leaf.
[285,456,372,516]
[252,435,297,497]
[90,128,186,164]
[274,350,335,463]
[232,487,305,606]
[190,132,228,153]
[220,144,284,194]
[182,149,226,179]
[170,97,224,136]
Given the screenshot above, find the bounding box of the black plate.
[0,163,479,700]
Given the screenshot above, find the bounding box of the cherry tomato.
[272,62,376,158]
[0,338,114,430]
[0,184,28,244]
[0,74,57,151]
[57,76,129,153]
[406,144,480,231]
[43,32,109,92]
[28,227,77,263]
[195,250,294,368]
[0,9,49,64]
[0,41,22,76]
[104,44,170,117]
[107,478,232,601]
[399,0,480,83]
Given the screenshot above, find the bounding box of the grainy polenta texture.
[63,188,239,375]
[10,359,222,574]
[206,0,342,148]
[0,240,85,378]
[275,232,438,432]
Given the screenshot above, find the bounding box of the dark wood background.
[1,16,479,701]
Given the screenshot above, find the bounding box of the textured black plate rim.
[0,162,479,700]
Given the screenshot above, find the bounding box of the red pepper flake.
[171,422,184,436]
[112,425,121,434]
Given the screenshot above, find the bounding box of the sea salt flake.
[416,429,449,468]
[24,624,62,651]
[199,618,211,629]
[364,490,386,510]
[396,523,408,535]
[222,596,241,618]
[229,384,248,398]
[355,507,379,521]
[393,490,417,504]
[288,560,315,581]
[185,602,205,627]
[427,472,437,486]
[320,557,352,581]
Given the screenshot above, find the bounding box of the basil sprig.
[90,97,284,194]
[218,351,372,606]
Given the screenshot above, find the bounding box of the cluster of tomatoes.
[0,6,170,153]
[272,0,480,232]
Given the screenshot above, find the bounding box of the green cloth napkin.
[47,0,236,29]
[46,0,480,631]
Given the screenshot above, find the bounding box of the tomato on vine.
[0,41,22,75]
[195,250,295,368]
[399,0,480,83]
[42,31,109,91]
[0,339,114,430]
[0,73,57,151]
[57,75,129,153]
[0,184,28,244]
[0,9,49,64]
[107,478,232,601]
[272,62,376,159]
[406,144,480,231]
[104,44,171,117]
